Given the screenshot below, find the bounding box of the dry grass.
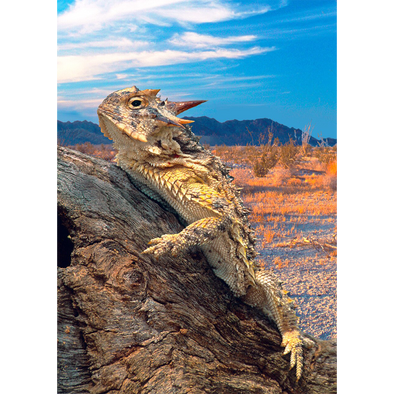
[214,145,337,339]
[217,145,338,259]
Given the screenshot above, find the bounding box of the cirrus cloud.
[168,32,258,49]
[55,0,275,83]
[57,46,274,83]
[57,0,270,35]
[57,1,281,85]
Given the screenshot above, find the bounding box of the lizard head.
[97,86,206,163]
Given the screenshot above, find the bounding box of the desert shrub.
[73,142,116,162]
[314,147,336,166]
[250,131,280,178]
[75,142,95,155]
[323,174,337,191]
[271,166,292,185]
[279,139,299,169]
[301,143,313,157]
[323,159,337,191]
[253,157,271,177]
[252,148,279,177]
[300,123,314,157]
[95,144,116,161]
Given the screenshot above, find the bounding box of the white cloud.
[168,32,257,49]
[58,38,149,51]
[58,0,271,35]
[57,47,273,83]
[58,98,104,109]
[57,1,281,84]
[154,3,235,24]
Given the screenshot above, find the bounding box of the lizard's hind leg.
[243,270,304,381]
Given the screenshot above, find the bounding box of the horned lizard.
[97,86,304,380]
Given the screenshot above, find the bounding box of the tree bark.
[57,146,336,394]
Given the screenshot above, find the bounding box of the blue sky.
[57,0,337,138]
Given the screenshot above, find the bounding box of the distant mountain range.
[58,117,337,147]
[57,120,110,145]
[183,116,336,147]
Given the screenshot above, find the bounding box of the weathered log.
[57,146,336,394]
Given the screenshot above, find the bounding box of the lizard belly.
[201,235,252,297]
[150,180,215,224]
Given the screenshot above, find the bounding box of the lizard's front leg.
[142,216,227,257]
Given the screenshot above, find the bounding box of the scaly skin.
[97,86,304,381]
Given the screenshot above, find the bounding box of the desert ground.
[212,144,337,340]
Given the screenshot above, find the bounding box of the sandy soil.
[229,163,337,340]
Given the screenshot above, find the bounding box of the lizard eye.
[128,97,147,109]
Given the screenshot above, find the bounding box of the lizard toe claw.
[142,234,179,256]
[281,330,303,381]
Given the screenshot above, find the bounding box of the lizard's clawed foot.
[281,330,303,381]
[142,234,181,257]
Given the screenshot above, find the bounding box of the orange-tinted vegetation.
[212,143,337,339]
[69,142,117,162]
